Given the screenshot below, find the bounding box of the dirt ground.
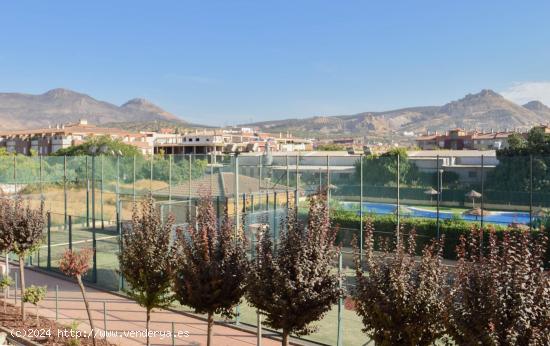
[0,301,115,346]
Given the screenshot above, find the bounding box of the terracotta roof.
[416,135,438,140]
[472,132,514,140]
[0,123,144,138]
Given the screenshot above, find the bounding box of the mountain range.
[1,88,550,140]
[242,89,550,140]
[0,88,183,130]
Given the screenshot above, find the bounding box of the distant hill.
[100,119,214,132]
[242,90,550,140]
[0,88,185,130]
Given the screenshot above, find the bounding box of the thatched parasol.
[424,187,439,203]
[465,189,482,208]
[463,207,491,220]
[424,187,438,195]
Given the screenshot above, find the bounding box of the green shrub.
[330,210,550,264]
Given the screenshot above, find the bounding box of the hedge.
[329,210,550,265]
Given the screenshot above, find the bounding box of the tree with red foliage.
[59,248,96,346]
[0,198,14,312]
[3,197,45,321]
[447,226,550,345]
[247,191,340,346]
[119,196,174,346]
[172,195,248,346]
[353,219,447,345]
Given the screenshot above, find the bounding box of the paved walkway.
[2,266,281,346]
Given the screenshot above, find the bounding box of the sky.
[1,1,550,126]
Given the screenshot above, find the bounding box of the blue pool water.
[339,202,531,225]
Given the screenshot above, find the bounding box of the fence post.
[100,155,104,230]
[234,154,240,239]
[168,154,172,207]
[257,310,262,346]
[14,272,18,305]
[116,155,121,222]
[258,155,262,191]
[359,154,364,261]
[39,154,44,206]
[529,154,533,231]
[55,285,58,321]
[436,155,440,239]
[171,322,175,346]
[92,154,96,230]
[396,155,400,242]
[336,250,343,346]
[480,155,485,230]
[295,153,299,213]
[150,154,154,192]
[93,226,97,283]
[103,301,107,338]
[188,154,192,223]
[286,154,290,189]
[119,215,124,291]
[327,155,330,212]
[64,156,68,230]
[273,192,278,245]
[69,216,73,251]
[47,212,51,270]
[86,156,90,228]
[133,155,136,203]
[13,155,16,194]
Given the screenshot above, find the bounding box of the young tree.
[0,276,13,313]
[447,226,550,345]
[247,191,340,346]
[353,219,447,345]
[172,195,248,346]
[0,198,14,312]
[118,197,174,346]
[59,248,96,346]
[22,285,47,327]
[3,197,45,320]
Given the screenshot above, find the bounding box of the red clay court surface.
[2,266,282,346]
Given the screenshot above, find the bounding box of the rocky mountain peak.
[122,98,153,107]
[42,88,84,99]
[0,88,183,129]
[523,100,550,111]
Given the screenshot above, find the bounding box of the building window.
[195,138,199,141]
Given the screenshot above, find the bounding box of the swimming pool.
[339,202,532,225]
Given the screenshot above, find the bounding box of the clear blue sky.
[1,1,549,125]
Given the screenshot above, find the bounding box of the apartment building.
[0,120,154,155]
[416,128,516,150]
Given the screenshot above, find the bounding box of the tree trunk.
[76,275,96,346]
[282,330,289,346]
[146,308,151,346]
[36,304,39,327]
[207,312,214,346]
[18,256,25,320]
